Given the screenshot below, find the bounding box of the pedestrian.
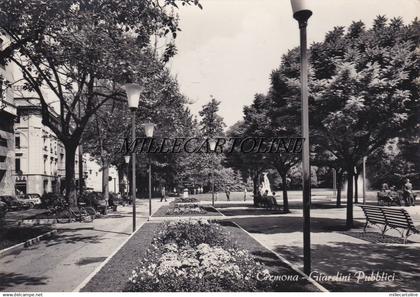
[403,178,414,206]
[263,190,269,198]
[244,188,247,201]
[225,187,230,201]
[160,186,167,202]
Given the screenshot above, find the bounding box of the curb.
[73,219,149,292]
[19,218,57,226]
[0,229,58,258]
[231,221,329,293]
[73,202,166,292]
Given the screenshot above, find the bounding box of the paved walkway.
[0,199,169,292]
[224,205,420,292]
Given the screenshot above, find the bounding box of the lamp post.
[123,83,142,233]
[208,138,217,207]
[362,156,367,204]
[143,122,155,220]
[124,154,130,198]
[291,0,312,275]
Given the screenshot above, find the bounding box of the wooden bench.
[266,196,282,210]
[70,207,93,222]
[359,205,419,243]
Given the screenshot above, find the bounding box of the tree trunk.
[102,160,110,202]
[253,174,259,197]
[253,173,259,206]
[346,169,354,229]
[354,171,359,204]
[65,144,78,207]
[281,174,289,212]
[336,172,343,207]
[117,164,124,195]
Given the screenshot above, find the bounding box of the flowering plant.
[174,197,199,203]
[166,204,206,215]
[126,219,270,291]
[155,219,228,248]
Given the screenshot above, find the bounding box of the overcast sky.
[169,0,419,128]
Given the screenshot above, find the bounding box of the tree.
[199,96,226,137]
[83,66,200,198]
[367,137,418,189]
[311,17,419,227]
[267,51,303,212]
[0,0,202,206]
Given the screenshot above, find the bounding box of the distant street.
[0,200,166,292]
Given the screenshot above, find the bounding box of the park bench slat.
[359,205,419,244]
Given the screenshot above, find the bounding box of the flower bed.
[174,197,199,204]
[126,219,270,292]
[81,221,317,292]
[153,205,220,217]
[166,204,206,215]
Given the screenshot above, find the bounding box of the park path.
[0,200,168,292]
[225,206,420,292]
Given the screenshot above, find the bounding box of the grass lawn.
[0,225,52,250]
[81,220,320,292]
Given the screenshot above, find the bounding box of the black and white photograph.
[0,0,419,295]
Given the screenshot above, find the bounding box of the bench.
[359,205,419,243]
[377,191,401,206]
[266,196,282,210]
[70,207,93,222]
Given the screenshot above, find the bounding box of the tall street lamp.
[209,138,217,207]
[143,122,155,220]
[291,0,312,275]
[124,83,142,233]
[124,154,130,197]
[362,156,367,204]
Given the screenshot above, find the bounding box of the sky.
[168,0,419,127]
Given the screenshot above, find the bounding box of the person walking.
[225,187,231,201]
[243,188,247,201]
[160,186,167,202]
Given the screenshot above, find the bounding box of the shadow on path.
[231,216,364,234]
[76,257,107,266]
[273,241,420,292]
[0,273,48,291]
[42,232,103,247]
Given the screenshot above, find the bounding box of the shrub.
[154,219,228,248]
[174,197,199,203]
[127,243,265,292]
[126,219,274,292]
[166,204,206,215]
[41,192,66,209]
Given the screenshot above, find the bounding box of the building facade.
[14,98,83,195]
[84,153,119,193]
[0,36,17,195]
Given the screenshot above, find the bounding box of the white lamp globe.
[123,83,142,110]
[143,122,155,138]
[208,138,217,151]
[290,0,312,21]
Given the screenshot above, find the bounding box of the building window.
[0,77,4,100]
[0,136,7,147]
[15,136,20,149]
[0,38,4,69]
[15,158,21,172]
